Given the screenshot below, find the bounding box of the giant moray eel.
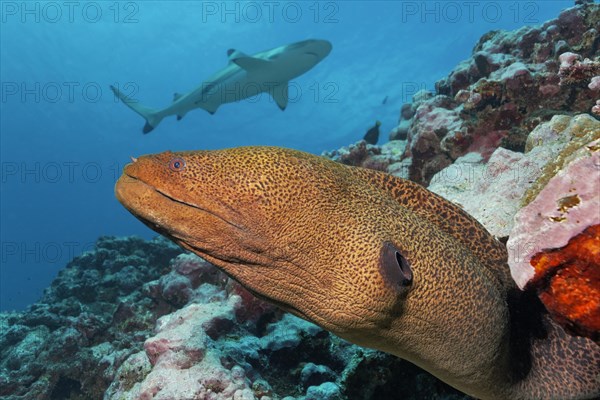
[115,146,600,400]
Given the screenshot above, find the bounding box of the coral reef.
[428,114,600,238]
[390,3,599,184]
[322,140,408,177]
[558,51,600,86]
[429,113,599,341]
[1,237,468,400]
[506,117,599,340]
[427,149,538,239]
[0,236,183,399]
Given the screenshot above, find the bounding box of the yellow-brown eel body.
[115,146,600,400]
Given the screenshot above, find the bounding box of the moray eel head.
[116,147,421,337]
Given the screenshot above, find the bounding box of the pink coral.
[589,76,600,91]
[507,138,600,289]
[558,53,600,86]
[499,62,533,91]
[559,52,580,68]
[159,274,192,306]
[429,146,547,238]
[113,301,254,399]
[171,253,227,287]
[409,103,464,161]
[228,281,277,323]
[429,114,597,240]
[539,84,561,96]
[592,100,600,116]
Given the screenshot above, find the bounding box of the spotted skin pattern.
[115,146,600,400]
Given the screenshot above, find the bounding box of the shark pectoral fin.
[173,93,183,102]
[227,49,250,62]
[143,122,154,134]
[232,56,272,72]
[177,114,185,121]
[270,83,289,111]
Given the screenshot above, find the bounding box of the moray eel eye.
[381,242,413,292]
[169,157,186,172]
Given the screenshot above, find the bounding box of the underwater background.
[0,0,574,312]
[2,2,600,400]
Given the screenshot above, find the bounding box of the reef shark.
[110,39,332,133]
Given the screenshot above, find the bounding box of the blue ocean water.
[0,0,573,311]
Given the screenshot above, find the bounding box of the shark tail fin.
[110,85,164,134]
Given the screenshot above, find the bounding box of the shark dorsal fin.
[270,83,289,111]
[232,56,271,72]
[173,92,183,102]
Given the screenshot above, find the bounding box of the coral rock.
[592,99,600,116]
[430,114,599,241]
[300,363,336,388]
[304,382,342,400]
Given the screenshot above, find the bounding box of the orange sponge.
[528,224,600,342]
